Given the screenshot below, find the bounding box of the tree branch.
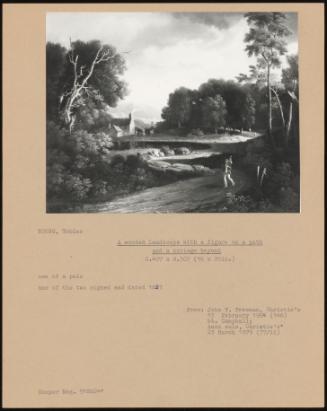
[62,41,123,133]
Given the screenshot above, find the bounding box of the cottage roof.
[109,114,152,130]
[111,117,130,128]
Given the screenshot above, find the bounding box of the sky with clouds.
[47,12,298,122]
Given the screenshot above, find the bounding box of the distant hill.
[134,118,152,129]
[108,101,161,124]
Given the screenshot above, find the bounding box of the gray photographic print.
[46,12,299,213]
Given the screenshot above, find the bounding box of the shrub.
[279,187,299,211]
[74,154,90,169]
[125,154,145,170]
[218,194,257,212]
[47,121,68,150]
[47,164,66,196]
[91,180,109,197]
[47,162,93,201]
[47,148,70,167]
[63,174,92,200]
[263,161,294,200]
[274,162,293,187]
[110,154,125,165]
[67,130,113,156]
[257,198,277,212]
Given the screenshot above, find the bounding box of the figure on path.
[224,155,235,188]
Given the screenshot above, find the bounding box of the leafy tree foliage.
[46,43,67,120]
[162,80,257,132]
[282,54,298,92]
[201,95,227,132]
[237,52,298,145]
[46,39,130,205]
[162,87,193,128]
[61,40,127,107]
[241,94,256,129]
[281,54,299,145]
[244,12,291,146]
[46,40,128,125]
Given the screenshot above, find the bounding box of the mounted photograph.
[46,12,299,213]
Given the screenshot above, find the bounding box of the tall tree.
[201,95,227,133]
[281,54,298,144]
[244,12,291,147]
[46,40,128,132]
[198,79,255,130]
[241,94,256,130]
[61,40,128,132]
[161,87,193,128]
[238,54,298,145]
[237,61,283,129]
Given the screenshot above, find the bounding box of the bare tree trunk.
[267,64,275,148]
[63,93,76,126]
[270,87,285,129]
[62,43,117,133]
[285,101,293,146]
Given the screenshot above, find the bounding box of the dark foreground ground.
[77,169,250,213]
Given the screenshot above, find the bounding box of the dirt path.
[81,169,251,213]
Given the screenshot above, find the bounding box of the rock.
[148,148,162,157]
[193,165,206,172]
[161,145,174,156]
[193,165,215,175]
[147,160,171,171]
[167,163,195,175]
[146,159,215,177]
[141,153,152,161]
[171,163,194,171]
[175,147,191,155]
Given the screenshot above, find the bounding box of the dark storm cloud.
[129,13,244,56]
[129,14,217,54]
[173,12,297,40]
[125,12,298,60]
[173,12,244,30]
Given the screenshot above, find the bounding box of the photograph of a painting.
[46,12,299,213]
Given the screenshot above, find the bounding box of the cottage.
[135,126,145,136]
[108,112,155,139]
[108,112,135,137]
[110,125,124,138]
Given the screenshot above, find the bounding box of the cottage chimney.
[128,111,135,135]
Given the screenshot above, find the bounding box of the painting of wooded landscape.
[46,12,299,213]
